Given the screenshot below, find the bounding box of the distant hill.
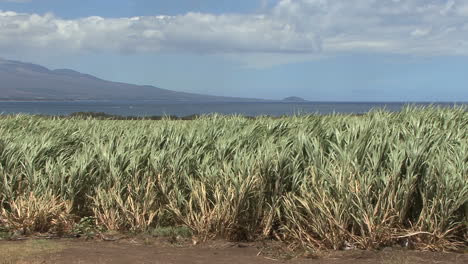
[281,96,309,102]
[0,58,262,102]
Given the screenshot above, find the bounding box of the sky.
[0,0,467,101]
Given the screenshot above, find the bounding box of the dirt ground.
[1,238,467,264]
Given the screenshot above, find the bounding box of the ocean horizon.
[0,101,466,117]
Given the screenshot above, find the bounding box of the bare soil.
[1,238,467,264]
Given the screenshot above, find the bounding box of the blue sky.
[1,0,467,101]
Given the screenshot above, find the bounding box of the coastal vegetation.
[0,106,467,251]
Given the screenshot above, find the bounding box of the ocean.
[0,101,466,117]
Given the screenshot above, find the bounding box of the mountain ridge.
[0,58,264,102]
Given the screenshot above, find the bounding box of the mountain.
[0,58,261,102]
[281,96,309,102]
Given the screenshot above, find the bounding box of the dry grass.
[1,192,74,235]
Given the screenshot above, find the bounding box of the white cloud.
[1,0,468,67]
[0,11,321,55]
[269,0,468,55]
[411,28,432,37]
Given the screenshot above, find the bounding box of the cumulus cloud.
[1,0,468,66]
[0,11,320,55]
